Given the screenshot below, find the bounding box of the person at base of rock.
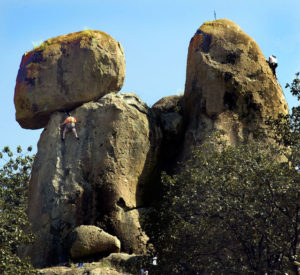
[267,55,278,79]
[60,113,79,141]
[140,268,148,275]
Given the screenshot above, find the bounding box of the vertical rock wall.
[25,93,162,267]
[183,19,288,154]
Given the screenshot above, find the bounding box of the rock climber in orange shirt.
[60,112,79,141]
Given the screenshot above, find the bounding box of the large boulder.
[14,30,125,129]
[24,93,162,267]
[69,225,120,259]
[183,19,288,152]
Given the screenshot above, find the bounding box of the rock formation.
[14,20,289,269]
[184,19,288,153]
[69,225,120,259]
[24,92,161,267]
[14,30,125,129]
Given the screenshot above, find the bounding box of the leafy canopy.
[0,146,37,275]
[148,73,300,274]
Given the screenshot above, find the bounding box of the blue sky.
[0,0,299,153]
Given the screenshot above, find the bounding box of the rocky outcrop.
[14,30,125,129]
[70,225,120,259]
[183,19,288,153]
[24,93,161,267]
[15,20,290,269]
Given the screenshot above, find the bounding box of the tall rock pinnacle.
[184,19,288,148]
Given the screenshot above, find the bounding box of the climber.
[60,112,79,141]
[267,55,278,79]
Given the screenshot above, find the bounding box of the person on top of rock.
[267,55,278,79]
[60,112,79,141]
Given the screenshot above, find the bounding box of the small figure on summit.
[60,113,79,141]
[267,55,278,79]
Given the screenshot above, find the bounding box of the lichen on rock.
[14,30,125,129]
[183,19,288,152]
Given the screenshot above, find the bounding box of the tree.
[148,74,300,274]
[0,146,37,275]
[266,72,299,164]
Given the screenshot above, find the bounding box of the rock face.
[70,225,120,259]
[14,30,125,129]
[152,95,185,170]
[25,93,161,267]
[184,19,288,152]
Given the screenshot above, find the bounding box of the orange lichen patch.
[32,29,112,53]
[200,19,239,32]
[199,19,255,47]
[190,32,205,51]
[14,28,125,129]
[20,51,36,67]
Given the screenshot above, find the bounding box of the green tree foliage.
[266,72,299,168]
[148,74,300,274]
[0,146,37,274]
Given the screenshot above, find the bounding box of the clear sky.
[0,0,299,153]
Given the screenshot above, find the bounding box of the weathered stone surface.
[14,30,125,129]
[70,225,120,259]
[37,253,138,275]
[183,19,288,152]
[152,95,184,146]
[152,95,183,114]
[152,95,184,151]
[24,93,162,267]
[112,208,151,255]
[152,95,185,169]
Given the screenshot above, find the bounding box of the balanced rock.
[24,93,161,267]
[184,19,288,149]
[14,30,125,129]
[70,225,120,259]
